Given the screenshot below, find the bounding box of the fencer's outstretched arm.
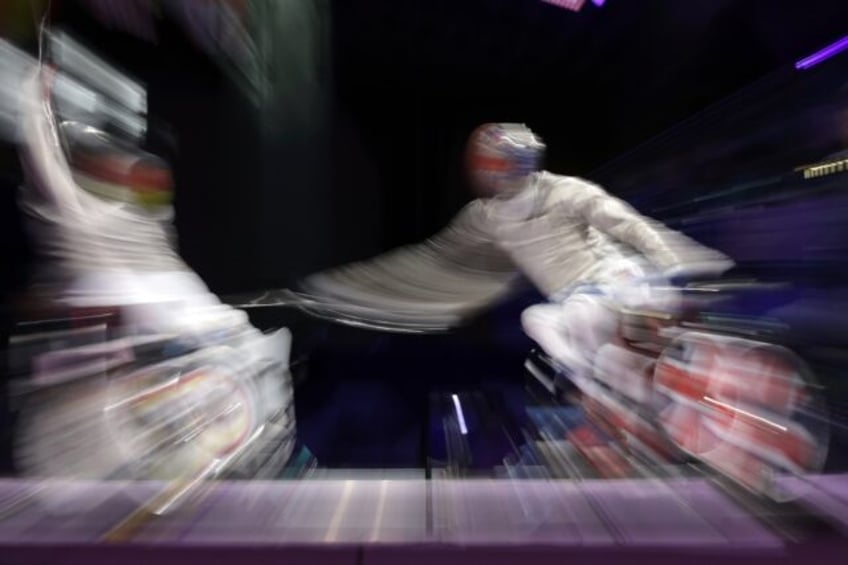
[297,200,519,329]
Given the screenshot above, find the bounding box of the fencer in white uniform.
[465,123,732,382]
[17,69,246,336]
[12,66,296,489]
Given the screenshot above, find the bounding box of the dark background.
[329,0,848,256]
[4,0,848,298]
[2,0,848,470]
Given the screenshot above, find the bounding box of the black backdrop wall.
[331,0,848,254]
[5,0,848,297]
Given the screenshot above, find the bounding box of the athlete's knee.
[520,304,551,336]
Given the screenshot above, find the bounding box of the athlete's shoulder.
[541,172,606,200]
[455,198,495,230]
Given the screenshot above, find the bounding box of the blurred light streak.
[324,480,355,543]
[49,31,147,115]
[803,157,848,179]
[795,35,848,70]
[702,396,789,433]
[541,0,587,13]
[0,38,34,142]
[451,394,469,435]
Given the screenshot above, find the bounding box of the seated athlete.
[299,122,731,380]
[465,123,731,381]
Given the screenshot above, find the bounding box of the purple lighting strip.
[592,0,606,6]
[796,35,848,70]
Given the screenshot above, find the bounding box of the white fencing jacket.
[483,172,683,296]
[303,171,731,326]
